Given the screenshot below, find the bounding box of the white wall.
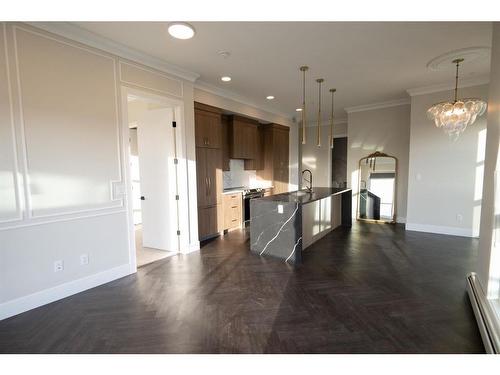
[406,84,488,237]
[300,122,347,189]
[0,23,198,320]
[476,22,500,300]
[347,105,411,222]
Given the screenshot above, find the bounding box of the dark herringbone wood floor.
[0,223,484,353]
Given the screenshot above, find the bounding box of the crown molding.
[344,98,410,114]
[25,22,201,82]
[194,80,293,122]
[406,75,490,96]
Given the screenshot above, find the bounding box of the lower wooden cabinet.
[222,192,242,230]
[198,205,222,239]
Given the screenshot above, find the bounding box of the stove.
[242,188,264,222]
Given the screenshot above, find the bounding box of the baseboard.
[0,263,132,321]
[466,273,500,353]
[181,241,200,254]
[405,222,474,237]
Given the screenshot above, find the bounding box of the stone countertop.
[255,187,351,204]
[222,186,273,195]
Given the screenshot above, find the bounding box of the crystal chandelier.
[427,58,487,140]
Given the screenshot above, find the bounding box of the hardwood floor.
[0,223,484,353]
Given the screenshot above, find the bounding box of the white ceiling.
[73,22,492,120]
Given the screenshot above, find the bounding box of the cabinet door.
[205,148,222,206]
[196,147,208,207]
[195,110,221,148]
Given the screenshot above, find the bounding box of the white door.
[136,107,178,252]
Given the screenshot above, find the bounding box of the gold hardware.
[300,66,308,144]
[316,78,324,147]
[329,88,336,149]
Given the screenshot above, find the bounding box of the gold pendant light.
[329,88,336,149]
[316,78,324,147]
[299,66,309,144]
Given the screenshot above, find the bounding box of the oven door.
[244,193,264,222]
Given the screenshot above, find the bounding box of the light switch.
[278,204,284,214]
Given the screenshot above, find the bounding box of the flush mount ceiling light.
[221,76,231,82]
[427,58,487,140]
[167,22,196,40]
[266,95,275,100]
[295,108,303,112]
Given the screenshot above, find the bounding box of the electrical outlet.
[80,253,89,266]
[54,260,64,273]
[278,204,284,214]
[456,214,463,223]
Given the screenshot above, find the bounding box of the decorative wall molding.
[301,117,348,127]
[345,98,410,114]
[25,22,200,83]
[405,222,475,238]
[194,80,293,123]
[406,75,490,96]
[0,263,132,321]
[11,25,124,220]
[0,23,23,224]
[119,61,184,98]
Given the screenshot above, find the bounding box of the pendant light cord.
[454,60,460,103]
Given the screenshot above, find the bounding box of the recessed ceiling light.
[167,22,196,40]
[295,108,303,112]
[266,95,275,100]
[221,76,232,82]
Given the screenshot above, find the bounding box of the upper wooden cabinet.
[195,102,222,149]
[257,124,290,194]
[228,115,259,160]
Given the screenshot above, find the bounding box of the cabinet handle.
[231,219,237,222]
[205,177,209,196]
[231,206,238,209]
[208,177,211,195]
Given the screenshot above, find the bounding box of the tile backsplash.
[223,159,272,189]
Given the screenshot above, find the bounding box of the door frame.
[120,86,188,273]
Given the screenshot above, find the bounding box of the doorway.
[124,90,181,267]
[331,137,347,188]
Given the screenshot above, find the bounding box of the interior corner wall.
[406,84,489,237]
[193,87,298,191]
[346,105,411,222]
[0,22,198,320]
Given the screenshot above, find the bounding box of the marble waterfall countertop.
[257,187,351,204]
[250,187,352,265]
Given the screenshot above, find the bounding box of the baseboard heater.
[466,272,500,353]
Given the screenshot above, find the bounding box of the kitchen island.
[250,187,352,264]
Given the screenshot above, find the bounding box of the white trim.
[0,263,132,321]
[182,242,201,254]
[345,98,410,114]
[0,208,127,231]
[406,75,490,96]
[119,61,184,98]
[0,23,23,224]
[11,25,125,220]
[195,80,293,121]
[25,22,200,82]
[405,222,475,237]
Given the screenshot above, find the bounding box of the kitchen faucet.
[302,169,313,192]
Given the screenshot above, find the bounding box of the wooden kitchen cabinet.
[198,205,222,239]
[196,147,222,208]
[222,192,242,230]
[257,124,290,195]
[244,124,264,170]
[228,115,259,160]
[195,102,223,240]
[195,102,222,149]
[221,115,230,171]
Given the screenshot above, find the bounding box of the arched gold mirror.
[357,151,397,223]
